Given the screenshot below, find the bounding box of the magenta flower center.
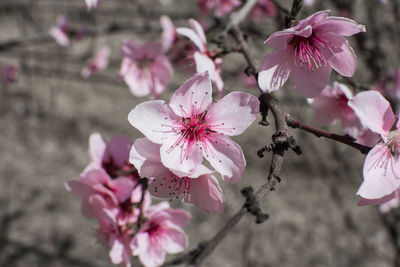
[179,112,211,143]
[290,34,331,72]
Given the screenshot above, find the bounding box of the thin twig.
[285,116,372,154]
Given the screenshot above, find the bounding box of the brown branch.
[286,116,372,154]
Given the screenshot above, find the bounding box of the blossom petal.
[158,228,188,254]
[88,133,107,167]
[358,191,396,206]
[203,134,245,183]
[189,19,207,47]
[315,16,366,36]
[348,91,395,136]
[194,52,216,76]
[169,72,212,117]
[289,64,331,98]
[109,238,124,264]
[207,92,259,136]
[357,143,400,199]
[128,100,179,144]
[258,49,291,93]
[160,16,176,51]
[130,138,168,178]
[186,174,225,213]
[327,40,357,77]
[160,136,204,175]
[106,135,133,167]
[176,27,206,52]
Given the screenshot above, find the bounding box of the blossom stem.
[286,116,372,154]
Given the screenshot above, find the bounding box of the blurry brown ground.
[1,0,400,266]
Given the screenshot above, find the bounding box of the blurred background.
[1,0,400,266]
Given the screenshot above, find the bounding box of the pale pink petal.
[160,136,204,175]
[186,174,225,213]
[176,27,207,52]
[131,232,150,255]
[106,135,133,166]
[258,49,291,93]
[289,64,331,98]
[194,52,216,76]
[348,91,395,136]
[158,227,188,254]
[49,28,69,47]
[203,134,245,183]
[121,41,141,58]
[139,242,165,267]
[379,193,400,213]
[142,42,164,58]
[88,133,107,166]
[358,143,400,199]
[130,138,168,178]
[149,173,184,199]
[160,16,176,51]
[65,179,94,199]
[264,30,295,50]
[109,177,135,203]
[314,17,366,36]
[169,71,212,117]
[310,93,338,126]
[358,191,396,206]
[152,208,191,227]
[145,201,170,218]
[298,10,330,27]
[128,100,179,144]
[189,19,207,47]
[327,40,356,77]
[109,238,124,264]
[293,25,313,38]
[207,92,259,136]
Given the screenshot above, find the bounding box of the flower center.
[179,112,211,143]
[290,35,331,72]
[138,56,154,69]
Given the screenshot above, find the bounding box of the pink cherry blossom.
[1,65,17,86]
[49,16,70,47]
[130,138,225,213]
[131,202,190,267]
[66,169,136,218]
[309,82,361,130]
[128,72,259,182]
[82,133,137,177]
[249,0,277,21]
[160,16,177,52]
[258,10,365,98]
[81,47,110,78]
[119,41,173,99]
[177,19,225,96]
[348,91,400,204]
[85,0,101,11]
[197,0,240,17]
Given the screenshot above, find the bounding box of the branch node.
[258,94,270,126]
[288,136,302,155]
[241,187,269,224]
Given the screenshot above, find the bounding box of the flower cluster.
[66,134,190,267]
[128,71,259,211]
[258,10,365,97]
